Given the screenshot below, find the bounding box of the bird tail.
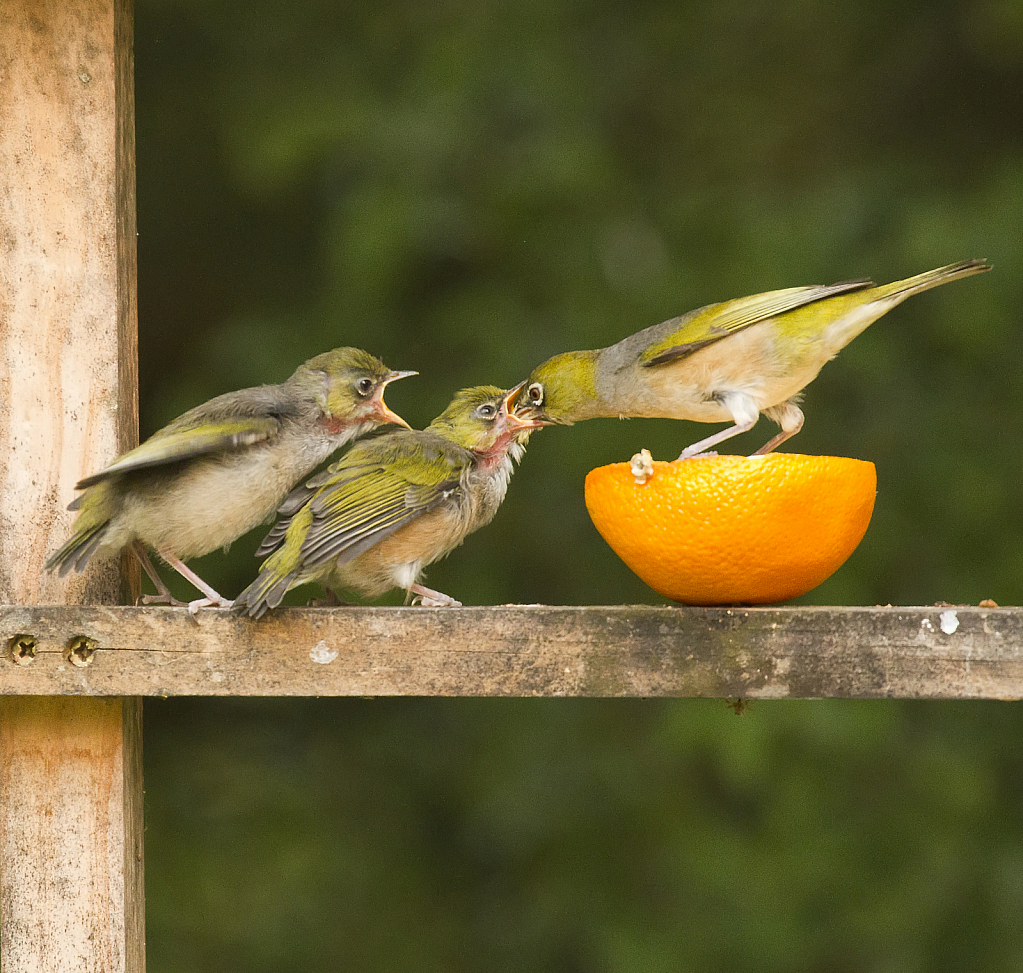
[874,259,992,303]
[234,551,298,619]
[44,522,109,576]
[43,485,115,576]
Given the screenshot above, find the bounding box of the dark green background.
[134,0,1023,968]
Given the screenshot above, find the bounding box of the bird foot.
[413,595,462,607]
[409,584,461,608]
[307,591,347,608]
[140,592,189,608]
[187,596,235,615]
[630,449,654,484]
[677,449,718,461]
[139,591,234,614]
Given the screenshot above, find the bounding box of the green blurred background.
[134,0,1023,968]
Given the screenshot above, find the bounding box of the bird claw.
[306,591,347,607]
[630,448,655,484]
[139,591,234,614]
[677,449,718,461]
[407,582,461,607]
[411,594,462,608]
[187,596,235,615]
[140,592,188,608]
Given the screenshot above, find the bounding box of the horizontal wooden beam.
[1,604,1020,699]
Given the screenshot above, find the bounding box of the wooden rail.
[2,605,1021,699]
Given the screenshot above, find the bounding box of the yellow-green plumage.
[520,260,992,455]
[45,347,415,610]
[236,385,544,617]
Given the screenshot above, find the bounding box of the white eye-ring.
[476,402,497,419]
[527,382,544,405]
[356,377,375,397]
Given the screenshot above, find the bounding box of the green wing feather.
[256,434,467,562]
[237,436,465,618]
[640,279,874,367]
[44,515,109,575]
[75,417,281,488]
[253,462,335,557]
[298,456,460,569]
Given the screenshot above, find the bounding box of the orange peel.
[585,453,876,604]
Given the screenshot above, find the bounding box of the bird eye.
[527,382,544,405]
[356,377,375,397]
[476,403,497,420]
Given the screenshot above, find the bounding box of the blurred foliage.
[132,0,1023,968]
[145,697,1023,973]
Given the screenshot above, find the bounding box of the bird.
[45,347,416,612]
[234,383,546,618]
[517,259,992,456]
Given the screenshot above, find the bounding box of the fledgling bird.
[518,259,992,456]
[45,347,416,611]
[235,384,546,618]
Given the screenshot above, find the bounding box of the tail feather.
[235,565,297,619]
[44,521,110,577]
[877,259,992,301]
[46,481,120,576]
[254,520,290,558]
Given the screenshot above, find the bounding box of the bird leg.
[134,542,189,608]
[753,402,804,455]
[678,419,756,460]
[408,583,462,608]
[306,590,349,607]
[136,542,233,612]
[751,429,797,455]
[679,391,761,460]
[158,550,235,614]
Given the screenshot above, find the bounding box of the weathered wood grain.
[0,1,143,971]
[0,0,138,607]
[1,604,1020,699]
[0,698,143,973]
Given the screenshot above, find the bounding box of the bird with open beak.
[235,383,547,616]
[517,260,991,457]
[46,347,415,611]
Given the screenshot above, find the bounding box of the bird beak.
[507,380,557,426]
[373,370,417,430]
[502,382,549,431]
[386,369,419,384]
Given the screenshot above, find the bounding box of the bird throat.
[321,414,369,438]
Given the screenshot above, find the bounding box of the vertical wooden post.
[0,699,144,973]
[0,1,144,971]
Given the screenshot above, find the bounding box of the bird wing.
[254,445,401,558]
[294,442,465,569]
[74,417,281,489]
[640,279,875,367]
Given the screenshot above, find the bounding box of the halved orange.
[585,453,876,604]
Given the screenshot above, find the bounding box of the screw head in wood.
[6,634,37,666]
[65,636,98,668]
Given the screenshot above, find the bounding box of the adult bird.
[235,384,545,617]
[518,260,991,456]
[46,347,415,611]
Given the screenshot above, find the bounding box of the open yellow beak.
[503,382,549,431]
[373,370,417,429]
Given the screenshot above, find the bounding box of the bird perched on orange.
[519,260,991,457]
